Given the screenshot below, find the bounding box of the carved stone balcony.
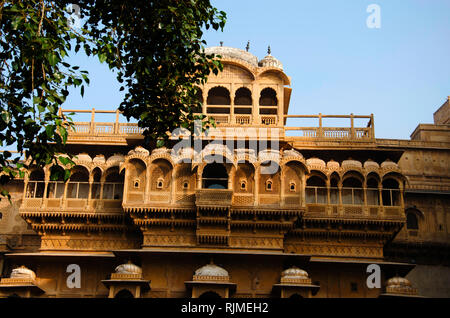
[195,189,233,208]
[304,203,405,221]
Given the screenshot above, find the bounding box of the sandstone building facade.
[0,46,449,298]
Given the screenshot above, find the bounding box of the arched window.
[406,212,419,230]
[266,179,273,191]
[91,167,102,199]
[234,87,252,106]
[103,167,124,200]
[329,174,339,204]
[342,177,363,205]
[67,166,90,199]
[202,163,228,189]
[259,87,277,106]
[306,175,326,204]
[27,169,45,198]
[382,179,400,206]
[156,177,164,189]
[289,182,296,192]
[207,87,231,105]
[366,177,379,205]
[46,166,65,199]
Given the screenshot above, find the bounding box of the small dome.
[10,266,36,280]
[205,46,259,67]
[235,148,257,163]
[282,266,309,280]
[385,276,418,295]
[386,276,412,288]
[283,149,303,159]
[115,261,142,275]
[106,153,125,165]
[306,157,326,168]
[235,148,256,157]
[327,159,340,170]
[194,263,229,278]
[342,158,362,169]
[93,154,106,164]
[151,147,171,156]
[128,146,150,156]
[381,159,398,169]
[364,159,379,170]
[76,153,92,163]
[259,47,283,70]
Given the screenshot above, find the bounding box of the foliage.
[0,0,226,198]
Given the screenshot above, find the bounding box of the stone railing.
[63,109,375,142]
[195,189,233,207]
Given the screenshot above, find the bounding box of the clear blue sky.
[63,0,450,139]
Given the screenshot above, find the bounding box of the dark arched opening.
[67,166,90,199]
[202,163,228,189]
[366,177,379,205]
[382,179,400,206]
[46,165,65,199]
[234,87,252,106]
[103,167,125,200]
[27,169,45,198]
[306,175,326,204]
[259,87,277,106]
[207,87,231,105]
[406,211,419,230]
[342,177,363,205]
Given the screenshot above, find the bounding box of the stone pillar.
[144,164,151,204]
[252,83,259,125]
[254,166,260,206]
[87,173,93,209]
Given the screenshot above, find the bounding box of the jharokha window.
[202,163,228,189]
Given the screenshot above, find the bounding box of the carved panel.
[143,234,196,247]
[230,236,283,249]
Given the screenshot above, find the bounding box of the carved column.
[87,173,93,209]
[122,166,130,204]
[301,174,306,208]
[378,185,383,216]
[144,163,151,204]
[338,182,343,215]
[42,168,50,208]
[254,166,260,206]
[230,83,235,124]
[252,83,259,125]
[363,180,368,216]
[326,179,331,215]
[171,166,177,203]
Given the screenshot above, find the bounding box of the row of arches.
[26,166,124,200]
[201,86,278,106]
[196,86,278,117]
[24,159,404,208]
[305,171,402,206]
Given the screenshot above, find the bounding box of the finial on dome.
[267,45,271,55]
[220,41,223,47]
[246,41,250,52]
